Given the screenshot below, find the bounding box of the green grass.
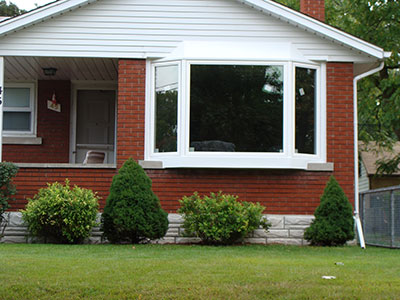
[0,244,399,299]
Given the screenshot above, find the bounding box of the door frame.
[70,81,118,163]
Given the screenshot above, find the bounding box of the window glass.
[295,67,316,154]
[3,112,31,131]
[190,65,283,152]
[4,88,30,107]
[155,65,178,152]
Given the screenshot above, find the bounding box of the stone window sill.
[2,136,43,145]
[15,163,116,169]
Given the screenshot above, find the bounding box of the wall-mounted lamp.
[42,67,58,76]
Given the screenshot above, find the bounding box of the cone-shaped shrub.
[304,176,355,246]
[101,158,168,243]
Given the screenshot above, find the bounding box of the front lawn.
[0,244,399,299]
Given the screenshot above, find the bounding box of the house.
[0,0,388,244]
[359,142,400,192]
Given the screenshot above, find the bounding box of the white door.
[75,90,116,163]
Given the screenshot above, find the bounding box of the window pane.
[190,65,283,152]
[4,88,30,108]
[155,65,178,152]
[295,67,316,154]
[3,112,31,131]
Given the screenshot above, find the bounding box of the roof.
[360,142,400,176]
[0,0,387,61]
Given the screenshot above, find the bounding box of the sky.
[8,0,55,11]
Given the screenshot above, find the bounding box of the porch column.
[0,56,3,162]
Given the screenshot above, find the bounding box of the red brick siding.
[326,62,355,202]
[7,61,355,216]
[3,80,71,163]
[148,169,332,214]
[300,0,325,22]
[117,59,146,167]
[10,168,115,211]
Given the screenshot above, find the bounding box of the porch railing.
[360,185,400,248]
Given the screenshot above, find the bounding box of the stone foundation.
[0,212,313,245]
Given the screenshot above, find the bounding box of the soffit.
[4,56,118,81]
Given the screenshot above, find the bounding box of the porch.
[0,57,147,209]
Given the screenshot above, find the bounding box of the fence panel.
[360,185,400,248]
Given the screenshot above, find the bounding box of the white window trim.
[2,82,37,137]
[145,60,327,169]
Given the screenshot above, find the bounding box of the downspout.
[353,61,385,249]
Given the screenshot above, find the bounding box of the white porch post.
[0,57,3,162]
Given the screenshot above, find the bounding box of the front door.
[75,90,116,163]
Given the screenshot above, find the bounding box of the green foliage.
[0,162,18,236]
[178,192,269,245]
[276,0,400,174]
[274,0,299,10]
[0,0,25,17]
[101,158,169,243]
[21,180,99,244]
[304,176,355,246]
[325,0,400,161]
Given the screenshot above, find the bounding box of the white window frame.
[145,60,326,169]
[150,61,182,157]
[2,82,36,137]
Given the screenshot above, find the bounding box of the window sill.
[141,158,334,171]
[2,136,43,145]
[15,163,116,169]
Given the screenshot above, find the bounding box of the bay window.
[146,59,325,169]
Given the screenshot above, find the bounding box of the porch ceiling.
[4,56,118,81]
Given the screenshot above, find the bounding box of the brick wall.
[7,61,354,216]
[10,168,115,210]
[300,0,325,22]
[326,62,355,202]
[3,80,71,163]
[117,59,146,167]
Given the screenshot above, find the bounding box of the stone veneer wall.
[1,212,313,245]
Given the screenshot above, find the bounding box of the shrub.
[21,179,99,244]
[101,158,169,243]
[0,162,18,237]
[178,192,269,245]
[304,176,355,246]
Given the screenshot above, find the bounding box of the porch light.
[42,67,57,76]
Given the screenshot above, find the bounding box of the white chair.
[83,151,106,164]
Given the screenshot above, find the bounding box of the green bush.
[101,158,169,243]
[0,162,18,237]
[304,176,355,246]
[178,192,269,245]
[21,179,99,244]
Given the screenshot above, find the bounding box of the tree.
[276,0,400,174]
[0,1,25,17]
[304,176,355,246]
[101,158,169,243]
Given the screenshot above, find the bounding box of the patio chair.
[83,150,106,164]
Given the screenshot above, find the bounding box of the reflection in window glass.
[190,65,283,152]
[3,112,31,131]
[295,67,316,154]
[155,65,178,152]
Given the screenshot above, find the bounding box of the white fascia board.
[239,0,386,60]
[0,0,98,37]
